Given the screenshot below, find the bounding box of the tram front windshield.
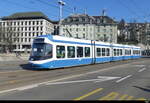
[29,43,52,61]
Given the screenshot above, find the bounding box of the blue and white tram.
[29,34,141,69]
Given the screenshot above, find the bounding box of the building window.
[37,21,39,25]
[67,46,75,58]
[83,33,85,38]
[37,32,39,36]
[98,27,100,32]
[70,28,72,31]
[29,21,31,25]
[77,47,83,57]
[76,34,78,38]
[33,27,35,31]
[33,32,35,37]
[25,38,27,42]
[25,33,27,36]
[83,28,85,31]
[40,21,43,25]
[21,22,23,25]
[56,45,65,58]
[25,21,27,25]
[29,33,31,37]
[21,38,23,42]
[41,27,43,31]
[33,21,35,25]
[37,27,39,31]
[76,28,78,32]
[29,38,31,42]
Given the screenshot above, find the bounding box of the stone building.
[59,14,118,43]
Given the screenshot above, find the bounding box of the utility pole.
[58,0,66,36]
[58,0,66,20]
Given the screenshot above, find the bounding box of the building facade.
[60,14,118,43]
[60,14,96,40]
[0,12,54,53]
[93,16,118,43]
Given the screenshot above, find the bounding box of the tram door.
[91,40,96,64]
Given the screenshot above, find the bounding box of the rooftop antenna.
[84,8,87,14]
[73,7,77,14]
[102,8,107,16]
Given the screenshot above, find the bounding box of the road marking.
[8,80,19,84]
[99,92,119,100]
[126,96,134,100]
[118,94,129,100]
[98,92,147,100]
[45,76,120,85]
[116,75,132,83]
[136,98,147,100]
[138,68,146,72]
[17,84,39,91]
[74,88,103,100]
[94,76,120,83]
[134,65,145,67]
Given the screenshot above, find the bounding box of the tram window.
[114,49,116,56]
[56,45,65,58]
[125,50,128,55]
[85,47,90,57]
[45,44,53,58]
[102,48,105,56]
[117,49,120,56]
[77,47,83,57]
[120,49,122,56]
[67,46,75,58]
[129,50,131,55]
[106,48,110,56]
[97,48,101,57]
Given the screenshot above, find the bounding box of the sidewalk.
[0,53,30,61]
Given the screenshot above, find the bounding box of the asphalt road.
[0,58,149,100]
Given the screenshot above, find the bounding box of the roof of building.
[61,14,95,25]
[1,11,53,22]
[61,14,117,25]
[93,16,117,24]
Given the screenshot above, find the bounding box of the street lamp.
[58,0,66,21]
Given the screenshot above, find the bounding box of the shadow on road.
[19,64,64,71]
[19,64,47,71]
[133,86,150,92]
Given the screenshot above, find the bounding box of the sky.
[0,0,150,23]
